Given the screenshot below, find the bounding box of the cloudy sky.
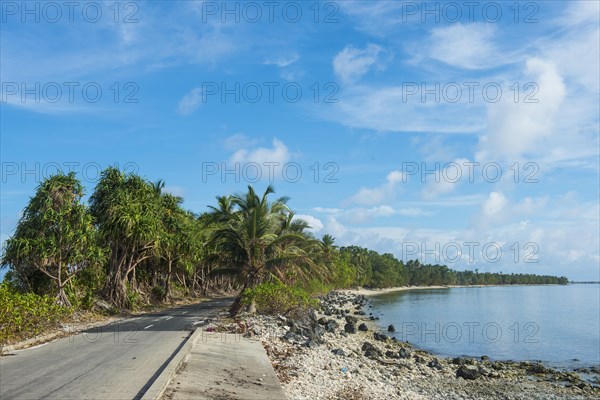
[1,1,598,280]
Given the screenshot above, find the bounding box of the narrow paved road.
[0,298,233,400]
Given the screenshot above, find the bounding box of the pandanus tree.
[1,173,103,306]
[157,193,193,299]
[90,167,162,308]
[209,185,321,315]
[183,213,213,295]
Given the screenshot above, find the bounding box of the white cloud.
[339,205,396,224]
[399,195,486,209]
[315,204,429,225]
[333,44,386,83]
[421,158,471,199]
[324,85,485,133]
[280,70,305,81]
[230,138,291,165]
[312,207,343,214]
[222,137,296,182]
[264,54,300,67]
[545,27,600,92]
[477,58,566,161]
[397,208,430,217]
[223,133,259,151]
[512,197,549,215]
[2,5,241,115]
[294,214,323,232]
[559,1,600,26]
[481,191,508,218]
[421,178,457,200]
[177,88,203,115]
[326,5,597,147]
[318,194,598,280]
[475,192,550,228]
[337,1,404,37]
[325,216,347,238]
[349,170,405,206]
[427,23,502,70]
[386,170,405,184]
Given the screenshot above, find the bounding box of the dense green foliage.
[333,247,569,288]
[0,282,71,344]
[2,173,103,307]
[1,167,568,324]
[241,280,319,316]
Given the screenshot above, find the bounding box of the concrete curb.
[140,328,203,400]
[0,317,124,354]
[1,331,64,354]
[0,299,210,355]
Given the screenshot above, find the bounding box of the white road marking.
[180,311,187,315]
[144,325,153,329]
[164,316,173,320]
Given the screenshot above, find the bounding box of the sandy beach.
[344,285,487,296]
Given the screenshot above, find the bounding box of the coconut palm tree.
[209,185,321,314]
[151,179,165,195]
[207,195,235,223]
[321,234,337,262]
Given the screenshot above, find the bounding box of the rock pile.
[216,291,600,400]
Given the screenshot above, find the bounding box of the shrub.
[151,286,166,302]
[303,278,333,296]
[0,282,71,345]
[241,281,318,316]
[126,285,141,310]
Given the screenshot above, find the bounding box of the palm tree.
[209,185,320,314]
[321,234,337,262]
[151,179,165,195]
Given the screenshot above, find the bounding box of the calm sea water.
[368,284,600,369]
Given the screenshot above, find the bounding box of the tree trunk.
[56,285,71,307]
[202,268,208,296]
[192,268,198,295]
[152,270,158,287]
[229,280,250,316]
[55,262,71,307]
[229,293,244,316]
[129,268,138,289]
[164,259,172,299]
[104,268,130,309]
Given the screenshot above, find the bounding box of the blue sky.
[1,1,599,280]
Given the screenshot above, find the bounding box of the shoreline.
[348,284,598,370]
[345,283,567,297]
[214,290,599,399]
[344,285,462,296]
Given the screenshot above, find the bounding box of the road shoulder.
[162,332,287,400]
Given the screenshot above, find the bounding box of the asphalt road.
[0,298,233,400]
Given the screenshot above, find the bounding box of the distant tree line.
[329,246,569,288]
[1,167,568,315]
